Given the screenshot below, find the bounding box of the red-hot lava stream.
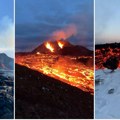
[16,41,94,94]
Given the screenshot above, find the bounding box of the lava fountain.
[57,41,64,49]
[45,42,54,52]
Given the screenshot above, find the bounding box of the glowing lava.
[58,41,64,49]
[45,42,54,52]
[16,53,94,94]
[36,52,40,55]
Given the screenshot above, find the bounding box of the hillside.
[15,64,93,119]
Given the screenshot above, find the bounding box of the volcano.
[15,40,94,93]
[32,40,93,56]
[0,53,14,70]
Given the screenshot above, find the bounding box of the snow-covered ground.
[95,68,120,119]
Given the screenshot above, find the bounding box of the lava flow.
[95,45,120,69]
[16,41,94,94]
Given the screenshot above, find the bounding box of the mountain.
[32,40,93,56]
[0,53,14,70]
[32,40,71,54]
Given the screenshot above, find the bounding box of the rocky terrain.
[0,71,14,119]
[15,64,93,119]
[0,53,14,119]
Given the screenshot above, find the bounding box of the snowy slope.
[95,68,120,119]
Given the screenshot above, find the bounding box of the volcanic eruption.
[57,40,64,49]
[45,42,54,52]
[15,24,94,94]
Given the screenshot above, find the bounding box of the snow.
[95,68,120,119]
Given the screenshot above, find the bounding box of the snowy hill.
[95,68,120,119]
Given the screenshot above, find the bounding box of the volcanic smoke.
[52,24,77,40]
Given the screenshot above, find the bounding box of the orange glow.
[45,42,54,52]
[36,52,40,55]
[58,41,64,49]
[16,54,94,94]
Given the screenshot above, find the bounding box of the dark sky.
[16,0,93,52]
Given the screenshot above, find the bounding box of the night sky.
[16,0,93,52]
[96,0,120,44]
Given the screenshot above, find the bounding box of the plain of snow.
[95,68,120,119]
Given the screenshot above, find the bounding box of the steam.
[0,16,14,58]
[52,24,77,40]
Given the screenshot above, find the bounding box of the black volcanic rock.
[0,53,14,70]
[15,64,93,119]
[61,45,93,56]
[0,70,14,119]
[96,42,120,49]
[103,56,119,71]
[32,40,93,56]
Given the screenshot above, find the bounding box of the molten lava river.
[16,53,94,94]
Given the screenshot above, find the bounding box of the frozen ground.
[95,68,120,119]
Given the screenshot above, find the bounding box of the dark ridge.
[15,64,93,119]
[61,45,93,56]
[95,42,120,49]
